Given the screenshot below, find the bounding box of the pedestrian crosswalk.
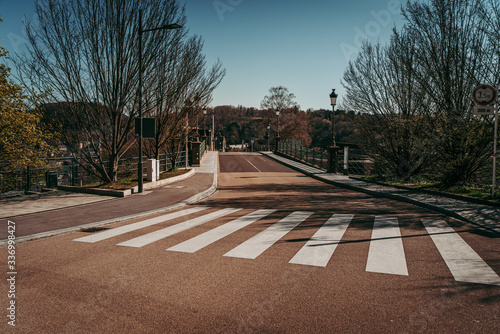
[117,208,241,248]
[366,216,408,276]
[73,206,500,286]
[289,213,352,267]
[224,211,313,259]
[421,219,500,286]
[167,209,276,253]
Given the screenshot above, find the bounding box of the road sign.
[472,85,498,106]
[135,117,156,138]
[473,105,495,115]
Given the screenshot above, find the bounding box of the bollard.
[343,146,349,175]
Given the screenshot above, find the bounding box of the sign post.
[493,89,499,198]
[473,84,499,198]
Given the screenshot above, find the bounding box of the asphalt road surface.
[2,152,499,333]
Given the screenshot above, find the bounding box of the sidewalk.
[0,152,218,243]
[262,152,500,235]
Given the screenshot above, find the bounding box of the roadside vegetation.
[87,168,191,190]
[1,0,500,201]
[342,0,500,195]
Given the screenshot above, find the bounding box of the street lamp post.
[137,10,182,193]
[211,110,215,151]
[328,89,339,173]
[185,116,189,169]
[267,124,271,151]
[275,108,281,137]
[203,108,207,138]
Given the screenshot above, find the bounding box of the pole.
[327,104,338,173]
[492,85,499,198]
[277,113,280,138]
[137,10,144,193]
[211,113,215,151]
[332,105,336,146]
[185,117,189,169]
[25,165,31,192]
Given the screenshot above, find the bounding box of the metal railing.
[200,140,206,158]
[0,150,188,196]
[276,140,373,176]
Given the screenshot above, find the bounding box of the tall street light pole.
[275,108,280,153]
[328,89,339,173]
[267,124,270,151]
[203,108,207,139]
[137,10,182,193]
[275,108,281,137]
[211,110,215,151]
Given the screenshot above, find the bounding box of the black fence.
[276,140,373,176]
[0,151,188,196]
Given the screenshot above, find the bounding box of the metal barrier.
[0,150,189,196]
[277,140,372,176]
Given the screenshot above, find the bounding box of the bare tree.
[142,33,225,161]
[14,0,218,183]
[343,36,435,179]
[477,0,500,81]
[260,86,299,141]
[401,0,496,186]
[260,86,299,111]
[343,0,497,186]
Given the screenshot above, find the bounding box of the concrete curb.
[262,152,500,235]
[0,154,219,246]
[58,168,196,197]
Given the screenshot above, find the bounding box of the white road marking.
[224,211,314,259]
[167,209,276,253]
[240,153,261,172]
[421,219,500,286]
[289,214,353,267]
[117,208,241,248]
[365,217,408,276]
[73,207,208,243]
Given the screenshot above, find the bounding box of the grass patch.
[85,168,191,190]
[359,175,500,202]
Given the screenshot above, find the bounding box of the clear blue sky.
[0,0,405,110]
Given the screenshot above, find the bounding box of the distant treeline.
[210,105,360,149]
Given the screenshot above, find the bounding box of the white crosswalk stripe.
[289,214,353,267]
[72,207,500,285]
[224,211,314,259]
[73,207,208,243]
[366,216,408,276]
[167,209,276,253]
[117,208,241,248]
[421,219,500,286]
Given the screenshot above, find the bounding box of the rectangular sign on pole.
[135,117,156,138]
[473,105,495,115]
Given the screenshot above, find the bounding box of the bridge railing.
[276,140,373,176]
[0,150,189,196]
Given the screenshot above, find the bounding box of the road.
[2,152,499,333]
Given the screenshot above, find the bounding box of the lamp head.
[329,89,338,106]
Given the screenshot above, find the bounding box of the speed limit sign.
[472,85,498,106]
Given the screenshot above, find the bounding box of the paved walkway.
[0,190,115,219]
[262,152,500,234]
[0,152,218,243]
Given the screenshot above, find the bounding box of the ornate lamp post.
[137,10,182,193]
[211,109,215,151]
[328,89,339,173]
[275,108,281,137]
[203,108,207,138]
[274,108,281,153]
[267,124,271,151]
